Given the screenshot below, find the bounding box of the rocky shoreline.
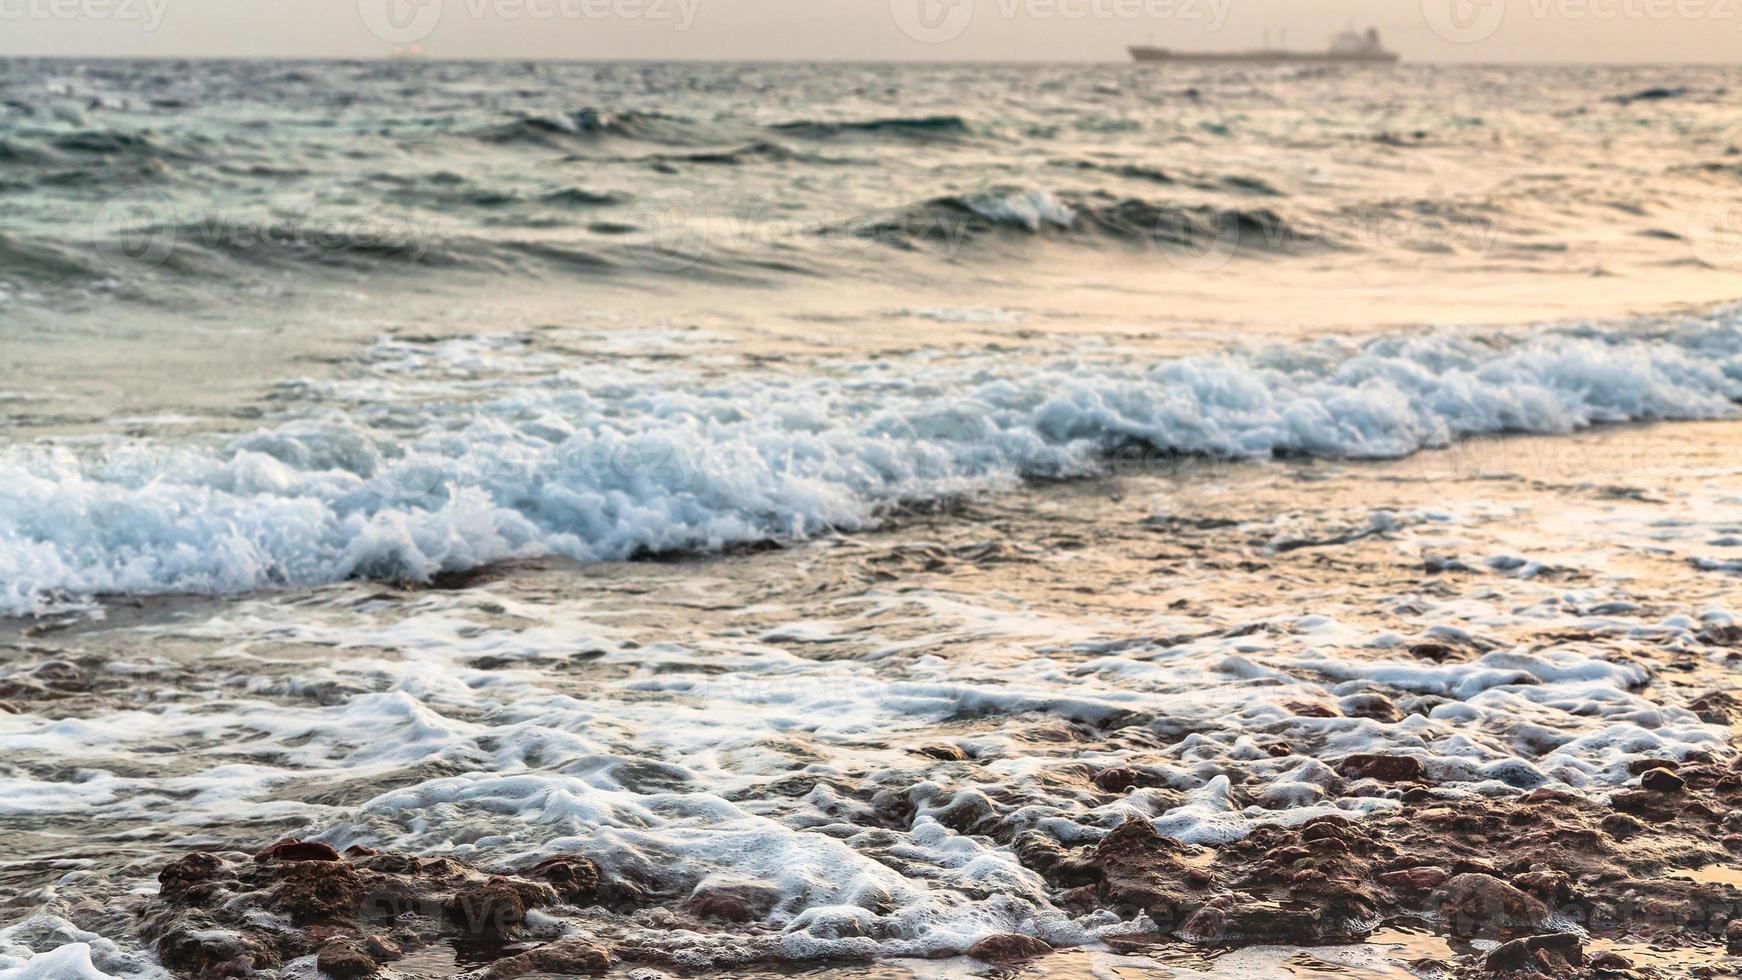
[145,751,1742,979]
[7,422,1742,980]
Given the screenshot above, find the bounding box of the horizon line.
[2,52,1738,65]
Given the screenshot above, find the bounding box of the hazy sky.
[3,0,1738,61]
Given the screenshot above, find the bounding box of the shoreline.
[5,419,1741,977]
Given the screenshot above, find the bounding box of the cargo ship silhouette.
[1130,27,1400,63]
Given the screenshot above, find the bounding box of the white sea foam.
[1,315,1739,616]
[0,944,112,980]
[0,917,162,980]
[1,478,1736,970]
[963,189,1077,232]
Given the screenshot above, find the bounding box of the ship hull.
[1128,46,1399,63]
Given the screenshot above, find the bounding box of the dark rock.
[681,881,782,923]
[1626,758,1680,775]
[482,938,612,978]
[1193,815,1381,944]
[1339,693,1402,723]
[1338,754,1426,782]
[156,928,272,978]
[966,933,1053,963]
[1299,818,1353,843]
[315,938,378,978]
[1435,873,1549,936]
[443,878,553,936]
[1378,866,1449,892]
[158,852,233,902]
[1484,937,1532,973]
[1058,819,1209,928]
[930,789,1003,836]
[1013,831,1073,877]
[1483,932,1582,973]
[1727,918,1742,952]
[256,839,342,863]
[1640,767,1685,793]
[1181,896,1334,945]
[1528,932,1582,953]
[1409,642,1457,662]
[524,854,601,903]
[269,860,367,925]
[1610,789,1684,821]
[913,744,969,761]
[1690,691,1739,725]
[362,936,402,963]
[1601,812,1645,838]
[1093,766,1146,792]
[1511,868,1572,904]
[143,843,592,980]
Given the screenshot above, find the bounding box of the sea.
[2,58,1741,978]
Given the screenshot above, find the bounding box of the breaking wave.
[2,314,1739,616]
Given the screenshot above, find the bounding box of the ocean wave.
[477,108,701,146]
[0,231,112,285]
[636,140,857,169]
[52,216,803,294]
[0,128,203,170]
[148,218,460,271]
[372,172,629,213]
[769,114,974,141]
[2,315,1739,616]
[1051,158,1177,185]
[840,187,1319,255]
[0,137,59,167]
[540,186,628,207]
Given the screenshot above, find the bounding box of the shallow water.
[5,420,1742,976]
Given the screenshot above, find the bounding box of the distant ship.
[1130,28,1400,64]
